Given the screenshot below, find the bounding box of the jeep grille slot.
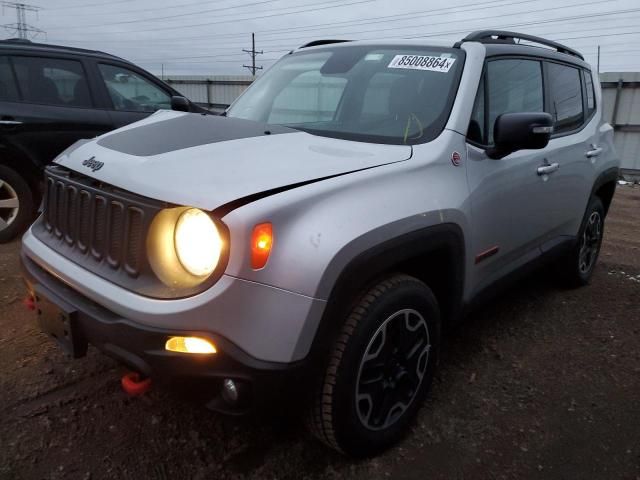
[40,167,154,279]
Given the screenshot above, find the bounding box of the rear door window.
[98,64,171,112]
[546,62,584,134]
[11,56,93,108]
[0,56,19,101]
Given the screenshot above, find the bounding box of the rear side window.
[0,56,19,101]
[11,56,92,108]
[546,62,584,134]
[468,59,544,145]
[583,70,596,117]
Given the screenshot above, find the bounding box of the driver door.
[96,63,173,129]
[466,58,555,296]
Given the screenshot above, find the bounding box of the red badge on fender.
[451,151,462,166]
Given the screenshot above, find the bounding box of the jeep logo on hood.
[82,156,104,172]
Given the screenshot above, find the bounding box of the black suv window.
[0,56,19,101]
[11,56,92,108]
[546,62,584,134]
[468,59,544,145]
[98,64,171,112]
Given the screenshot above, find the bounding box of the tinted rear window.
[583,70,596,117]
[11,56,92,108]
[547,62,584,134]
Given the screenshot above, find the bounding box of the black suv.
[0,39,199,242]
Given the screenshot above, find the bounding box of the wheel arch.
[306,223,466,366]
[0,143,43,197]
[591,166,619,216]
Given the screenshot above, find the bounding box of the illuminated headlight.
[147,207,226,288]
[175,208,222,277]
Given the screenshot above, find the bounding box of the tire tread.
[307,274,421,452]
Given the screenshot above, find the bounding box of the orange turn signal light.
[165,336,217,354]
[251,222,273,269]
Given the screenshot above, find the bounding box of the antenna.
[243,32,263,76]
[1,1,44,40]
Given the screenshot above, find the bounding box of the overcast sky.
[3,0,640,76]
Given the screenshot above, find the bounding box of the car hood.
[54,110,412,212]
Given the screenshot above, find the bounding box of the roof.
[293,33,591,69]
[0,38,128,63]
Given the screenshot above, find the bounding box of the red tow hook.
[23,295,36,311]
[121,372,152,397]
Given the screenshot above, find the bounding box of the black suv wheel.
[308,274,440,456]
[0,165,36,243]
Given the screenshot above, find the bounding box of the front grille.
[34,165,225,300]
[38,166,162,281]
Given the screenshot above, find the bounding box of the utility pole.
[1,2,43,40]
[243,33,263,76]
[597,45,601,74]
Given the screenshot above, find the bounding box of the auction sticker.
[388,54,456,73]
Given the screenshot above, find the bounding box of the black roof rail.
[3,38,32,44]
[0,39,127,62]
[461,30,584,60]
[299,39,351,49]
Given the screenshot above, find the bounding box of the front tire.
[559,196,605,287]
[0,165,36,243]
[308,274,440,456]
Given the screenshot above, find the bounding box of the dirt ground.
[1,187,639,480]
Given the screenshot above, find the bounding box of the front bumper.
[21,252,308,414]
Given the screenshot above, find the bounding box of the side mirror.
[487,112,554,160]
[171,95,190,112]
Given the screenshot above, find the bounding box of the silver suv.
[21,31,619,456]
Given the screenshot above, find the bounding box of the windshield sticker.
[388,55,456,73]
[364,53,385,61]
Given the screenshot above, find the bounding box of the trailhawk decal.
[388,54,456,73]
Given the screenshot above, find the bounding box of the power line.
[58,0,308,20]
[52,0,311,28]
[1,1,44,40]
[127,3,640,58]
[46,0,376,32]
[45,0,539,40]
[46,0,625,48]
[47,0,132,11]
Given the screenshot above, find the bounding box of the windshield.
[227,45,464,145]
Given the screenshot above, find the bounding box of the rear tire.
[308,274,440,456]
[0,165,36,243]
[558,196,605,287]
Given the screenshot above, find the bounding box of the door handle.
[0,120,22,125]
[586,146,603,158]
[537,162,559,175]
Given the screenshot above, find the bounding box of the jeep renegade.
[21,31,620,456]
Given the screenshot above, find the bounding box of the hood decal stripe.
[97,114,295,157]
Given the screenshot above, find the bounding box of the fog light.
[222,378,239,403]
[165,336,217,354]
